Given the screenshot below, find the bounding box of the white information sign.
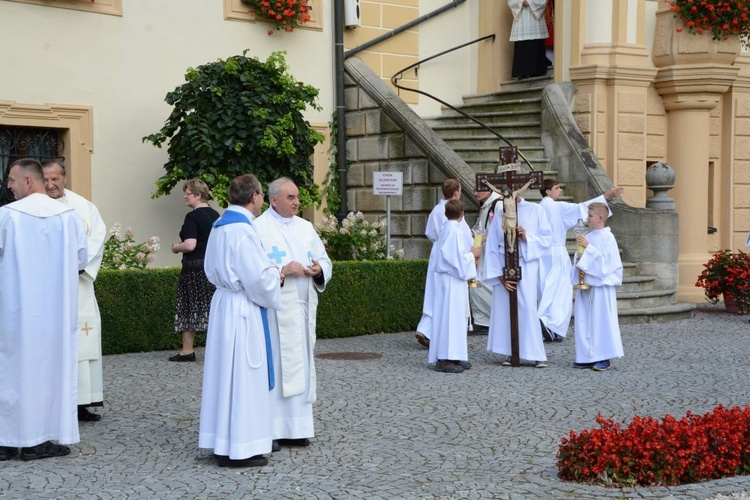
[373,172,403,196]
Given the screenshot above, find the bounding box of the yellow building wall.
[344,0,420,104]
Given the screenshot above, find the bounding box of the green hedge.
[97,260,427,354]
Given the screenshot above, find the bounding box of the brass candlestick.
[573,219,590,291]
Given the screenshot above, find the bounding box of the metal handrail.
[390,36,536,172]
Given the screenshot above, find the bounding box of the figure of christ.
[482,178,535,253]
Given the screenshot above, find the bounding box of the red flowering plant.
[666,0,750,48]
[695,249,750,314]
[242,0,312,34]
[558,405,750,487]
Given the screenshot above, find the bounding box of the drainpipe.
[334,0,467,222]
[334,0,348,222]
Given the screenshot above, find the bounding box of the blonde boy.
[571,203,623,371]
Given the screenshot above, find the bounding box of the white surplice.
[254,206,331,441]
[469,192,502,327]
[483,199,552,362]
[427,220,477,364]
[571,227,624,364]
[0,193,87,447]
[418,199,472,339]
[58,190,106,406]
[508,0,549,42]
[199,206,281,460]
[537,195,607,338]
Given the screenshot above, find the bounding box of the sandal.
[20,441,71,461]
[0,446,18,461]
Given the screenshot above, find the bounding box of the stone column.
[652,3,741,301]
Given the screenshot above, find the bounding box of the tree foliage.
[143,50,324,207]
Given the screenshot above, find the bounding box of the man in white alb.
[0,158,87,461]
[42,160,106,422]
[255,177,332,449]
[199,174,282,468]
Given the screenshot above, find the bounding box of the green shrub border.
[97,260,427,355]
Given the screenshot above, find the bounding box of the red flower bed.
[558,405,750,486]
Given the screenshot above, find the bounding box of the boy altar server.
[571,202,624,371]
[427,200,481,373]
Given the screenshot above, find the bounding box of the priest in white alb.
[199,174,282,468]
[42,160,107,422]
[0,159,87,461]
[255,177,332,449]
[483,195,552,367]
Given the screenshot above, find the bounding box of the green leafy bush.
[97,260,427,354]
[143,50,324,207]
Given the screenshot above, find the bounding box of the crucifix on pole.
[475,147,543,367]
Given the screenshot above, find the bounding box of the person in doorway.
[508,0,550,79]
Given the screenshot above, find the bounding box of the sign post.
[373,171,403,259]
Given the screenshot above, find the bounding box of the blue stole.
[213,209,275,390]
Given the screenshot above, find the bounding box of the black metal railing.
[390,36,537,172]
[0,127,65,206]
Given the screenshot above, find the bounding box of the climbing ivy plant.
[143,50,324,207]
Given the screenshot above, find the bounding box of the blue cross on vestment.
[307,251,313,265]
[268,245,287,264]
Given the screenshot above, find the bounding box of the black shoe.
[469,324,489,335]
[435,360,464,373]
[573,361,595,369]
[20,441,71,461]
[216,454,268,468]
[0,446,18,461]
[458,360,472,370]
[169,352,196,362]
[276,438,311,447]
[272,440,281,452]
[540,321,554,342]
[78,407,102,422]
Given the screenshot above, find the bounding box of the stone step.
[619,275,657,293]
[428,119,542,133]
[616,303,697,324]
[435,103,542,119]
[440,134,543,149]
[615,289,678,309]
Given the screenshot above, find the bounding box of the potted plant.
[666,0,750,47]
[242,0,312,34]
[695,249,750,314]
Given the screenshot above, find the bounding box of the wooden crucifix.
[475,150,543,367]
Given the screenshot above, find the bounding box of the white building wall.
[0,0,335,267]
[414,0,477,117]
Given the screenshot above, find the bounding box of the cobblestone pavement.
[1,306,750,499]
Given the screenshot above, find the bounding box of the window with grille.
[0,127,64,207]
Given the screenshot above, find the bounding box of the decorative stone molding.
[223,0,322,31]
[0,100,94,198]
[4,0,122,16]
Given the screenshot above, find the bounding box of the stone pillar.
[652,2,741,301]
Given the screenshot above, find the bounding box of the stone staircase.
[424,76,695,323]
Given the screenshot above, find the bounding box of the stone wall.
[343,56,479,259]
